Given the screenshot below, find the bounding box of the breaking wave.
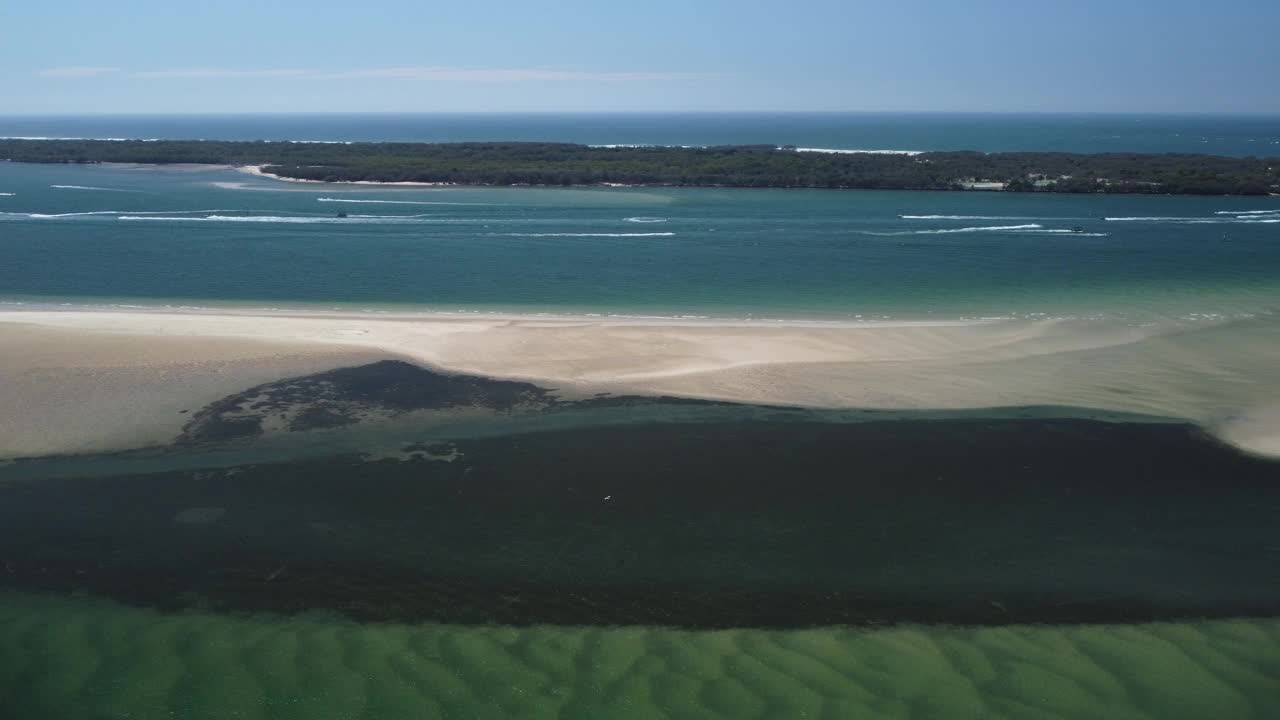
[318,198,497,206]
[624,217,669,223]
[793,147,923,156]
[857,224,1111,237]
[117,214,402,224]
[3,209,234,219]
[900,215,1055,221]
[502,232,676,238]
[1107,216,1280,224]
[49,185,131,192]
[1016,229,1111,237]
[917,224,1043,234]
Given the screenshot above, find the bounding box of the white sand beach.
[3,307,1279,459]
[0,321,386,458]
[238,165,456,186]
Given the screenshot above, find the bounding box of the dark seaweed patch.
[4,416,1279,628]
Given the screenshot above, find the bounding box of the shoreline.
[4,306,1280,460]
[6,158,1278,196]
[5,137,1276,195]
[0,299,998,329]
[238,164,457,187]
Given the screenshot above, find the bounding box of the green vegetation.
[2,139,1278,194]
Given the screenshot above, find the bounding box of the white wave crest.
[1107,216,1280,224]
[589,144,702,149]
[0,192,14,197]
[50,185,131,192]
[1215,210,1280,215]
[900,215,1045,220]
[503,232,676,238]
[1016,229,1111,237]
[792,147,923,156]
[0,136,161,142]
[119,214,376,224]
[9,209,234,219]
[624,216,669,223]
[920,224,1043,234]
[1105,217,1191,222]
[318,197,495,206]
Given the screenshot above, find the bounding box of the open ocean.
[2,112,1279,156]
[2,114,1280,719]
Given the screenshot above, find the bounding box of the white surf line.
[0,136,161,141]
[899,215,1074,221]
[917,224,1042,234]
[791,147,924,156]
[859,224,1048,237]
[49,185,133,192]
[500,232,676,237]
[7,209,237,219]
[117,215,424,224]
[1106,216,1280,224]
[317,198,499,207]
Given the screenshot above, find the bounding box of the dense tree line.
[1,139,1276,195]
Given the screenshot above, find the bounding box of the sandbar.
[2,306,1279,458]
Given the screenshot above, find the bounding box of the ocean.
[2,112,1279,156]
[2,115,1279,719]
[1,162,1278,320]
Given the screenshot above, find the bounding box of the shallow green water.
[1,592,1275,720]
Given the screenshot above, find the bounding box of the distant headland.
[2,139,1277,195]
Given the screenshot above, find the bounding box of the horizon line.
[3,110,1280,117]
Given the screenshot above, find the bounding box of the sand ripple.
[0,593,1276,719]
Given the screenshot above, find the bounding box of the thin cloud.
[36,66,119,78]
[131,68,313,79]
[313,67,703,82]
[40,66,702,82]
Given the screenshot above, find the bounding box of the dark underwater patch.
[3,406,1278,628]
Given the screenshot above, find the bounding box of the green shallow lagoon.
[1,592,1277,720]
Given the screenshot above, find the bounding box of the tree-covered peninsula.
[2,139,1277,195]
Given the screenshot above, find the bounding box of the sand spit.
[0,322,388,458]
[238,165,455,187]
[2,307,1279,458]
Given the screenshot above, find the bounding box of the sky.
[2,0,1278,114]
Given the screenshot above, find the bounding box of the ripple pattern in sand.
[0,594,1277,719]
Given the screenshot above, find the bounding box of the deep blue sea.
[1,112,1278,155]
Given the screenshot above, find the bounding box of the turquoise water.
[3,593,1276,720]
[1,112,1279,155]
[2,162,1278,319]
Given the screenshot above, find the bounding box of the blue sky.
[2,0,1277,114]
